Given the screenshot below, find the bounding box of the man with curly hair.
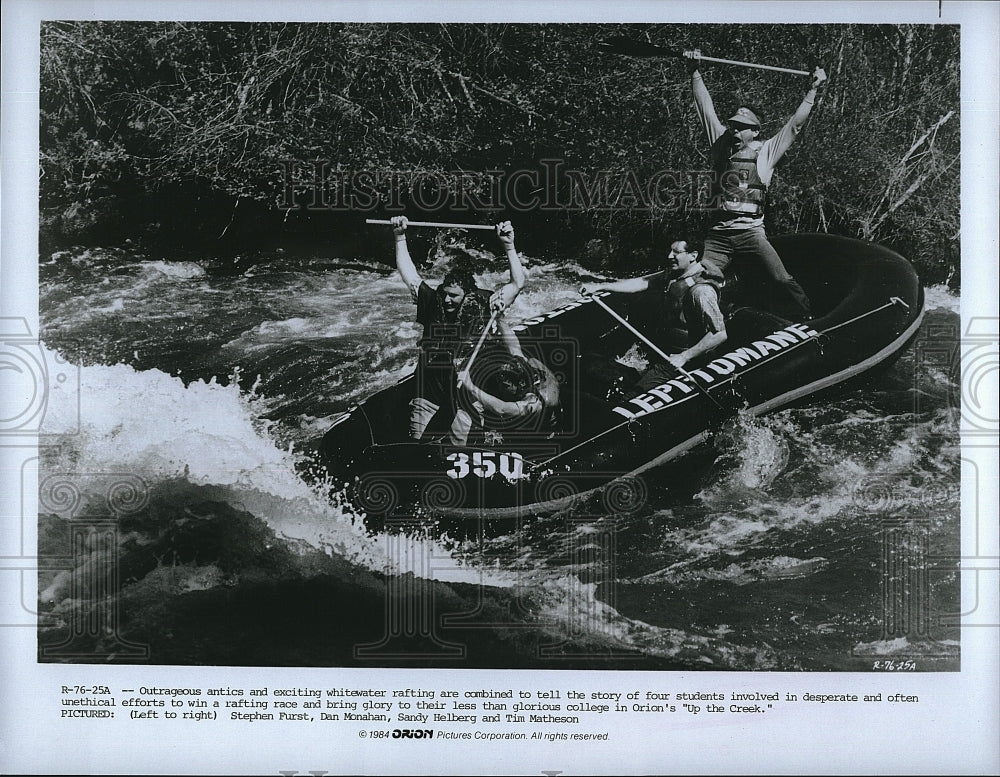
[391,215,525,443]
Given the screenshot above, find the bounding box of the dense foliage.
[40,22,960,283]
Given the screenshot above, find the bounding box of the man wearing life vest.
[580,238,726,390]
[685,50,827,321]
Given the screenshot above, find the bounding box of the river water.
[36,240,960,670]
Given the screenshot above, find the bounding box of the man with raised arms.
[391,215,526,443]
[685,49,827,321]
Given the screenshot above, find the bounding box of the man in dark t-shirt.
[392,215,526,443]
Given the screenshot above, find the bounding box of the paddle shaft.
[598,37,811,76]
[462,309,502,376]
[694,54,810,77]
[590,295,723,410]
[366,219,495,231]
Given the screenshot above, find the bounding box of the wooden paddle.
[589,295,724,411]
[459,308,502,381]
[596,36,811,76]
[366,219,495,231]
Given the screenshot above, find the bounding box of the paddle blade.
[595,36,681,59]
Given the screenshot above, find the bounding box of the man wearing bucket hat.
[685,50,827,320]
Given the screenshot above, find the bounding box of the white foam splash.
[38,344,505,585]
[923,283,959,313]
[140,260,206,280]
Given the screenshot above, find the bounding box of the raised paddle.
[596,36,812,77]
[588,294,724,412]
[366,219,495,231]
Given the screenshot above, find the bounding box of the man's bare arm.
[580,276,651,296]
[491,221,527,311]
[391,216,422,300]
[685,49,726,143]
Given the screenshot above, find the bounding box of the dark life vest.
[659,268,721,347]
[709,135,766,217]
[529,357,562,434]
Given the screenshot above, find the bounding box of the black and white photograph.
[2,1,997,774]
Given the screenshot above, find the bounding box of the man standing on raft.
[685,49,826,321]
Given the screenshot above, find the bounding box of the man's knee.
[448,408,474,446]
[771,266,795,283]
[700,243,731,273]
[634,363,674,393]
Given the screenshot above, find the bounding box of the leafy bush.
[40,22,959,284]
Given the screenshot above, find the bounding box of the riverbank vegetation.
[40,22,959,284]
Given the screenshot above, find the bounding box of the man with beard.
[684,49,826,320]
[391,215,526,443]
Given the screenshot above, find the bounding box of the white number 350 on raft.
[446,451,525,481]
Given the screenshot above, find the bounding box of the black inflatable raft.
[320,234,924,522]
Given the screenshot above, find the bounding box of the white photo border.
[2,1,997,774]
